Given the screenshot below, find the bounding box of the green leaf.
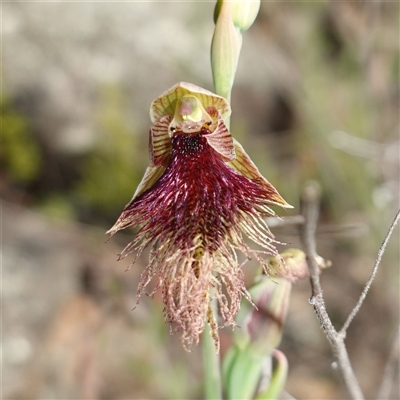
[255,350,288,400]
[223,345,264,400]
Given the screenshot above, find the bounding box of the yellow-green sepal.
[227,138,293,209]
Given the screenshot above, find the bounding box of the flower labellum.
[107,82,292,352]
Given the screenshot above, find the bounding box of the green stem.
[203,301,222,400]
[211,0,242,129]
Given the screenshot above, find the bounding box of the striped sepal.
[205,107,235,161]
[149,115,172,166]
[107,164,166,235]
[227,139,292,208]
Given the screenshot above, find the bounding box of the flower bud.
[231,0,261,32]
[211,1,242,106]
[267,248,331,282]
[235,275,292,355]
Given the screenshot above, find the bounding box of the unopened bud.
[211,0,242,106]
[235,276,291,355]
[267,248,331,282]
[231,0,261,32]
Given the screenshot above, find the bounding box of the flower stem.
[203,301,222,400]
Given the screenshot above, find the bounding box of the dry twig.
[340,209,400,335]
[299,181,364,400]
[299,181,400,399]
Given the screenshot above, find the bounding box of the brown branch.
[299,181,364,400]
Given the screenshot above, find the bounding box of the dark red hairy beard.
[114,128,281,349]
[119,128,278,255]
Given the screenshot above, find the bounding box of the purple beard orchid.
[108,82,292,351]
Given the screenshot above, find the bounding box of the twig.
[376,326,400,400]
[299,181,365,400]
[340,209,400,335]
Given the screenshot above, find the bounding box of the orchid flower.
[108,82,292,351]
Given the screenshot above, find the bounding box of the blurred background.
[2,1,399,399]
